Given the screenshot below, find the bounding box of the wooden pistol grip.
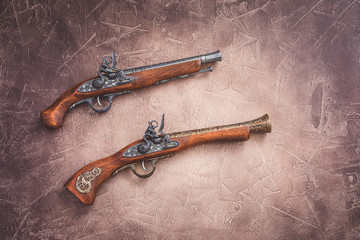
[40,81,87,129]
[41,60,201,129]
[65,126,250,205]
[64,152,130,205]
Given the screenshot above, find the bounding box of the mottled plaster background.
[1,0,360,239]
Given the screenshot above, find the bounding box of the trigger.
[142,161,146,171]
[88,95,113,113]
[97,96,103,106]
[131,160,156,178]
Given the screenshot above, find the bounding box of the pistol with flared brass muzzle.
[65,114,271,205]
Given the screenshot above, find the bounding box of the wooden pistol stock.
[65,114,271,205]
[41,51,221,129]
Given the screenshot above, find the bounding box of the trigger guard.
[131,160,156,178]
[89,95,113,113]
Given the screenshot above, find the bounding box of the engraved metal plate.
[123,141,179,158]
[77,77,133,93]
[75,167,102,194]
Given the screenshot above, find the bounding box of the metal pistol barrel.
[123,50,222,74]
[199,50,222,63]
[169,114,271,138]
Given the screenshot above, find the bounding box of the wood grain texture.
[65,125,250,205]
[40,59,201,128]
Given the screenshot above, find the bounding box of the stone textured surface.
[1,0,360,239]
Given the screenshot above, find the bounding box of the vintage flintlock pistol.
[41,51,222,129]
[65,114,272,205]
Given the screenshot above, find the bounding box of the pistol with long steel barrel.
[65,114,271,205]
[41,51,222,129]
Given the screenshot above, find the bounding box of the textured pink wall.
[1,0,360,239]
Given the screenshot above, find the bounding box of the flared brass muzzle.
[240,114,272,134]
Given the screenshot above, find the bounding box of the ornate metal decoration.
[75,167,102,194]
[77,51,134,93]
[123,114,178,158]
